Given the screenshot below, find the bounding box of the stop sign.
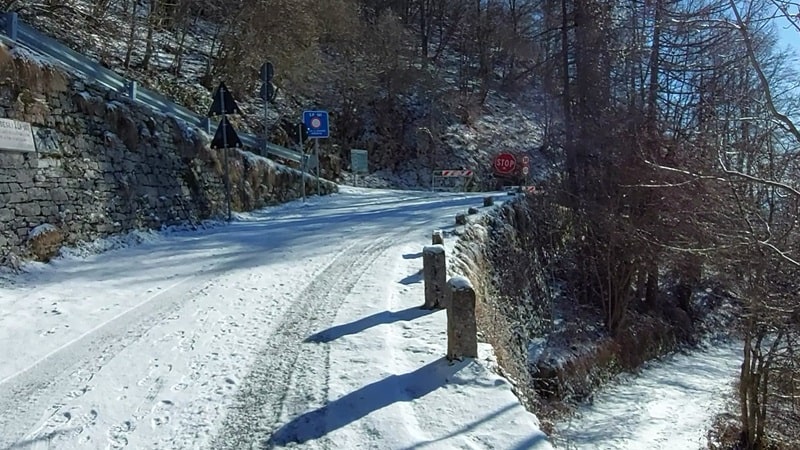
[493,153,517,175]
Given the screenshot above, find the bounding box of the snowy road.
[0,187,550,450]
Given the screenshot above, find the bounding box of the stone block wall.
[0,47,336,265]
[450,195,563,409]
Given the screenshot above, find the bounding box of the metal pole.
[299,123,306,203]
[315,138,320,196]
[7,13,18,41]
[220,88,231,222]
[127,80,137,101]
[263,70,269,157]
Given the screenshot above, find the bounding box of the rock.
[27,223,63,262]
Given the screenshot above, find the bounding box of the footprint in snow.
[107,420,134,449]
[150,400,174,428]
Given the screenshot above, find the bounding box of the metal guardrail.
[1,12,303,163]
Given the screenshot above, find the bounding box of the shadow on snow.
[265,357,489,448]
[304,306,437,344]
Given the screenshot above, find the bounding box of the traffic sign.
[260,82,277,102]
[522,155,530,165]
[303,110,329,139]
[304,152,318,170]
[351,149,368,174]
[210,116,242,149]
[208,82,241,116]
[522,166,530,176]
[493,153,517,175]
[260,62,274,81]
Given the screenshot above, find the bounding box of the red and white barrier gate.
[432,169,475,192]
[438,170,474,177]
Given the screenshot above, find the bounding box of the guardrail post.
[5,12,18,41]
[422,244,447,310]
[446,276,478,360]
[126,80,137,101]
[202,117,211,135]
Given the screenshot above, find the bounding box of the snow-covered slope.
[554,339,741,450]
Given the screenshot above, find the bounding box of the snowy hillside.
[12,1,554,190]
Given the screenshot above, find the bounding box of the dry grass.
[27,226,64,262]
[0,43,68,94]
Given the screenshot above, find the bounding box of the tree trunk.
[123,0,139,69]
[645,260,658,308]
[142,1,159,71]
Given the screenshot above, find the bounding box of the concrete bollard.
[455,213,467,225]
[468,207,479,215]
[422,244,447,309]
[446,276,478,360]
[483,196,494,207]
[432,230,444,245]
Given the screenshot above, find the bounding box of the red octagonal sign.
[493,152,517,175]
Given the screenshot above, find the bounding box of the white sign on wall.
[0,118,36,153]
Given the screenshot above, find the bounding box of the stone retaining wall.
[0,46,335,265]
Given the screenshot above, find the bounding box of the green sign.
[351,149,368,174]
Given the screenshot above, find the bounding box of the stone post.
[446,276,478,360]
[422,244,446,309]
[455,213,467,225]
[483,196,494,207]
[432,230,444,245]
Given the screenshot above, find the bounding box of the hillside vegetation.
[7,0,552,186]
[7,0,800,448]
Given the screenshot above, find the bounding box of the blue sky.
[776,13,800,53]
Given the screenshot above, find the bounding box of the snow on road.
[0,187,551,450]
[554,339,742,450]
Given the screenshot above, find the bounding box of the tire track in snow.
[0,273,211,449]
[211,236,396,450]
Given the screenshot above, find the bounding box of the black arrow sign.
[260,62,274,82]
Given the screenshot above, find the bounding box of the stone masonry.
[0,48,336,264]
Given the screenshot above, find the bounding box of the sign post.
[303,110,329,196]
[208,82,242,222]
[522,155,531,185]
[298,123,306,202]
[259,62,275,157]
